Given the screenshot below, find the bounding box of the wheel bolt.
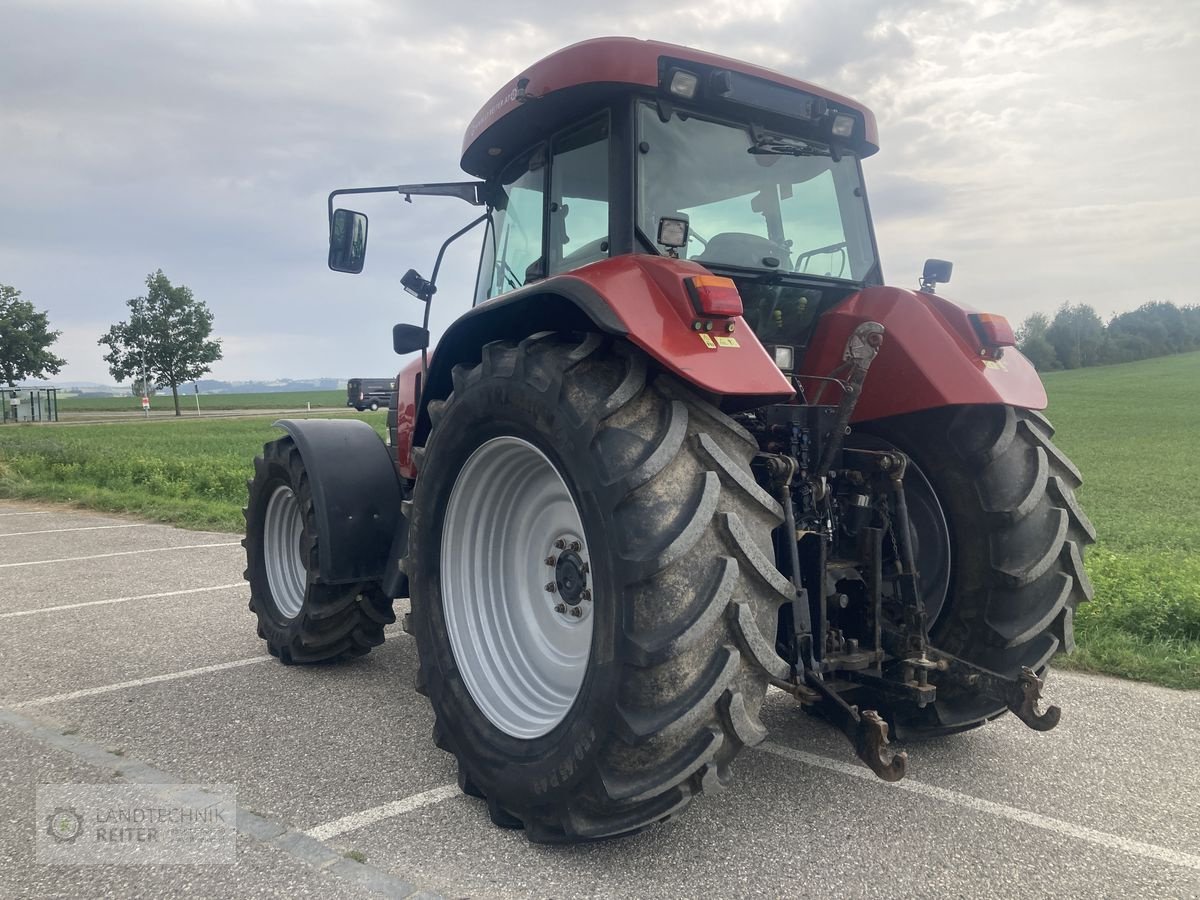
[570,607,583,618]
[544,556,556,566]
[554,539,566,550]
[554,603,566,614]
[545,582,556,593]
[581,562,589,575]
[581,589,591,602]
[569,541,581,552]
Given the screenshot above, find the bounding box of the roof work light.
[831,113,855,138]
[667,69,700,99]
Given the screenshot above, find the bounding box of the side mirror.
[920,258,953,293]
[393,324,430,355]
[329,208,368,273]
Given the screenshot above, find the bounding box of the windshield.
[637,102,876,281]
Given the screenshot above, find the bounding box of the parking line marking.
[0,583,246,619]
[0,523,147,538]
[306,785,461,841]
[0,541,241,568]
[10,656,272,708]
[756,741,1200,872]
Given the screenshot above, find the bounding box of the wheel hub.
[555,550,586,603]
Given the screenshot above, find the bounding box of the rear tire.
[857,404,1095,737]
[407,333,791,841]
[243,436,395,663]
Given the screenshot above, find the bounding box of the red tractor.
[243,37,1093,842]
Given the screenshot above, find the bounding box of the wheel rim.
[441,436,594,739]
[264,485,307,619]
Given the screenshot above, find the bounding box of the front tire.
[407,333,792,842]
[858,404,1095,737]
[243,436,395,663]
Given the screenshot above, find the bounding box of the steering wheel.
[793,242,849,278]
[693,232,793,269]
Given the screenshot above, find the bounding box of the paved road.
[1,502,1197,898]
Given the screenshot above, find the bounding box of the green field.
[1,353,1197,688]
[1038,352,1200,688]
[0,414,383,531]
[57,390,347,412]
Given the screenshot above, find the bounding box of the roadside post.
[141,351,150,419]
[194,382,201,417]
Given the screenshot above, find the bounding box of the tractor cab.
[465,39,883,358]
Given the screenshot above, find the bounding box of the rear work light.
[830,113,855,138]
[969,313,1016,353]
[685,275,743,318]
[667,68,699,99]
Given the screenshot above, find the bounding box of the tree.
[1106,301,1196,363]
[129,374,157,398]
[99,271,222,416]
[1045,303,1106,369]
[1015,311,1059,371]
[0,283,67,389]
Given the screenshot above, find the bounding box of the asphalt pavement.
[1,502,1197,898]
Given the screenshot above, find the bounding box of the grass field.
[0,413,384,531]
[1038,352,1200,688]
[1,352,1197,689]
[57,390,347,412]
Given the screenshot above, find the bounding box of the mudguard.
[797,286,1047,423]
[396,255,794,477]
[274,419,403,585]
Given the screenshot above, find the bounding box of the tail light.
[685,275,743,318]
[969,313,1016,350]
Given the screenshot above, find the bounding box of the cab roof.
[461,36,879,179]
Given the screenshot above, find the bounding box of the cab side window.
[481,145,547,300]
[548,115,610,275]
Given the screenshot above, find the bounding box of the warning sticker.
[699,333,717,349]
[715,336,740,348]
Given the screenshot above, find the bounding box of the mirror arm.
[420,212,490,382]
[326,182,486,234]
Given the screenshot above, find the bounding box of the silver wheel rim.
[264,485,307,619]
[441,436,594,739]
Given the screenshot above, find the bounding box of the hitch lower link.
[761,669,908,783]
[937,654,1061,732]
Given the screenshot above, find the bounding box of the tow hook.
[1012,667,1062,731]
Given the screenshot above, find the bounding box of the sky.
[1,0,1196,385]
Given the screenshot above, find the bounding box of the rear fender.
[797,286,1046,422]
[400,255,794,476]
[274,418,403,587]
